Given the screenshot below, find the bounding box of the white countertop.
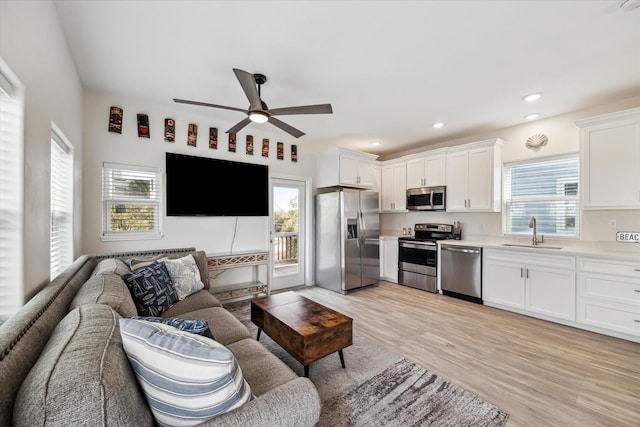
[436,236,640,262]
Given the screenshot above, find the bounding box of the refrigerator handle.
[359,209,366,242]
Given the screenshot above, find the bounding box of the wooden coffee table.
[250,291,353,377]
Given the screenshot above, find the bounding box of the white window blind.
[102,162,162,240]
[503,155,579,238]
[0,60,24,320]
[50,128,74,279]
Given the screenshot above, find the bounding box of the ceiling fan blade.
[173,98,247,113]
[233,68,262,110]
[226,117,252,135]
[269,104,333,116]
[268,117,305,138]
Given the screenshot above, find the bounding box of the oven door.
[398,241,437,276]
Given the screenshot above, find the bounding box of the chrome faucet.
[529,216,544,246]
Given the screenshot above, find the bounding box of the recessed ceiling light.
[522,93,542,102]
[524,113,540,120]
[372,141,381,146]
[433,122,444,129]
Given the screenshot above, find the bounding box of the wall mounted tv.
[166,152,269,217]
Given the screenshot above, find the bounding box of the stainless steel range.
[398,223,453,293]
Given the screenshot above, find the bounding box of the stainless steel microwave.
[407,186,446,211]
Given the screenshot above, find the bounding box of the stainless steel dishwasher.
[440,245,482,304]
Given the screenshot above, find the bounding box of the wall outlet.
[608,219,617,228]
[478,223,484,232]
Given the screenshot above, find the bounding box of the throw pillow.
[163,254,205,300]
[119,318,252,427]
[128,254,168,271]
[133,316,215,340]
[123,262,177,317]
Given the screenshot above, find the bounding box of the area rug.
[224,300,509,427]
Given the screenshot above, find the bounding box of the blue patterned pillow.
[119,318,252,426]
[124,262,177,317]
[134,316,215,340]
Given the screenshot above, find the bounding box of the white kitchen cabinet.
[380,162,407,212]
[483,249,576,321]
[445,139,503,212]
[577,256,640,338]
[380,236,399,283]
[316,148,378,189]
[405,151,445,189]
[574,107,640,209]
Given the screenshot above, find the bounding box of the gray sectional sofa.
[0,247,321,426]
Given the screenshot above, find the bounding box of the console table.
[206,250,271,301]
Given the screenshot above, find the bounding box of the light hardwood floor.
[288,281,640,427]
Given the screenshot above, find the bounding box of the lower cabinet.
[483,249,576,321]
[577,257,640,338]
[380,237,399,283]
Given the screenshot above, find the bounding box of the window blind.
[50,129,74,279]
[102,163,162,240]
[0,63,24,320]
[503,155,579,238]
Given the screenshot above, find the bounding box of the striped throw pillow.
[119,318,252,426]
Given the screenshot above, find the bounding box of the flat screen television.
[165,152,269,216]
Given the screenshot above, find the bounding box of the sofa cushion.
[91,257,131,278]
[70,273,138,317]
[13,304,154,426]
[119,318,253,427]
[174,306,251,346]
[225,338,299,397]
[161,289,222,317]
[124,262,178,317]
[134,316,214,340]
[163,254,204,300]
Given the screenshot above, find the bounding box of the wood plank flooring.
[289,281,640,427]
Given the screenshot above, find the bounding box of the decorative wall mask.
[108,106,123,133]
[525,133,548,151]
[164,118,175,142]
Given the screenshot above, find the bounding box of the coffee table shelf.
[207,250,271,301]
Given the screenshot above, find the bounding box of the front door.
[271,177,306,290]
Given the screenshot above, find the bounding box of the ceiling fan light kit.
[174,68,333,138]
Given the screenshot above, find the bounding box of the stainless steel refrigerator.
[315,188,380,293]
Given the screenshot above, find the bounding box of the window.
[0,59,24,320]
[503,154,579,238]
[50,127,74,279]
[102,162,162,240]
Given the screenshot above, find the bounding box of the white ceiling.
[53,0,640,158]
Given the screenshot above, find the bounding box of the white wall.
[82,91,315,283]
[380,96,640,243]
[0,1,84,297]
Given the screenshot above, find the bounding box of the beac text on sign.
[616,231,640,243]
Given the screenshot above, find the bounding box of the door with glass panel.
[271,178,306,290]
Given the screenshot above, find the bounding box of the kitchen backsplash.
[380,209,640,242]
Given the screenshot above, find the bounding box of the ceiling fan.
[174,68,333,138]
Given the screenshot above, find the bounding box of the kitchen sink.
[500,243,563,250]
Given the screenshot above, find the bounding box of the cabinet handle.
[634,290,640,293]
[520,267,523,278]
[526,268,529,279]
[635,320,640,323]
[468,199,471,208]
[634,269,640,272]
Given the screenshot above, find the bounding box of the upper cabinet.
[380,161,407,212]
[574,107,640,210]
[445,139,504,212]
[405,150,445,189]
[316,148,378,189]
